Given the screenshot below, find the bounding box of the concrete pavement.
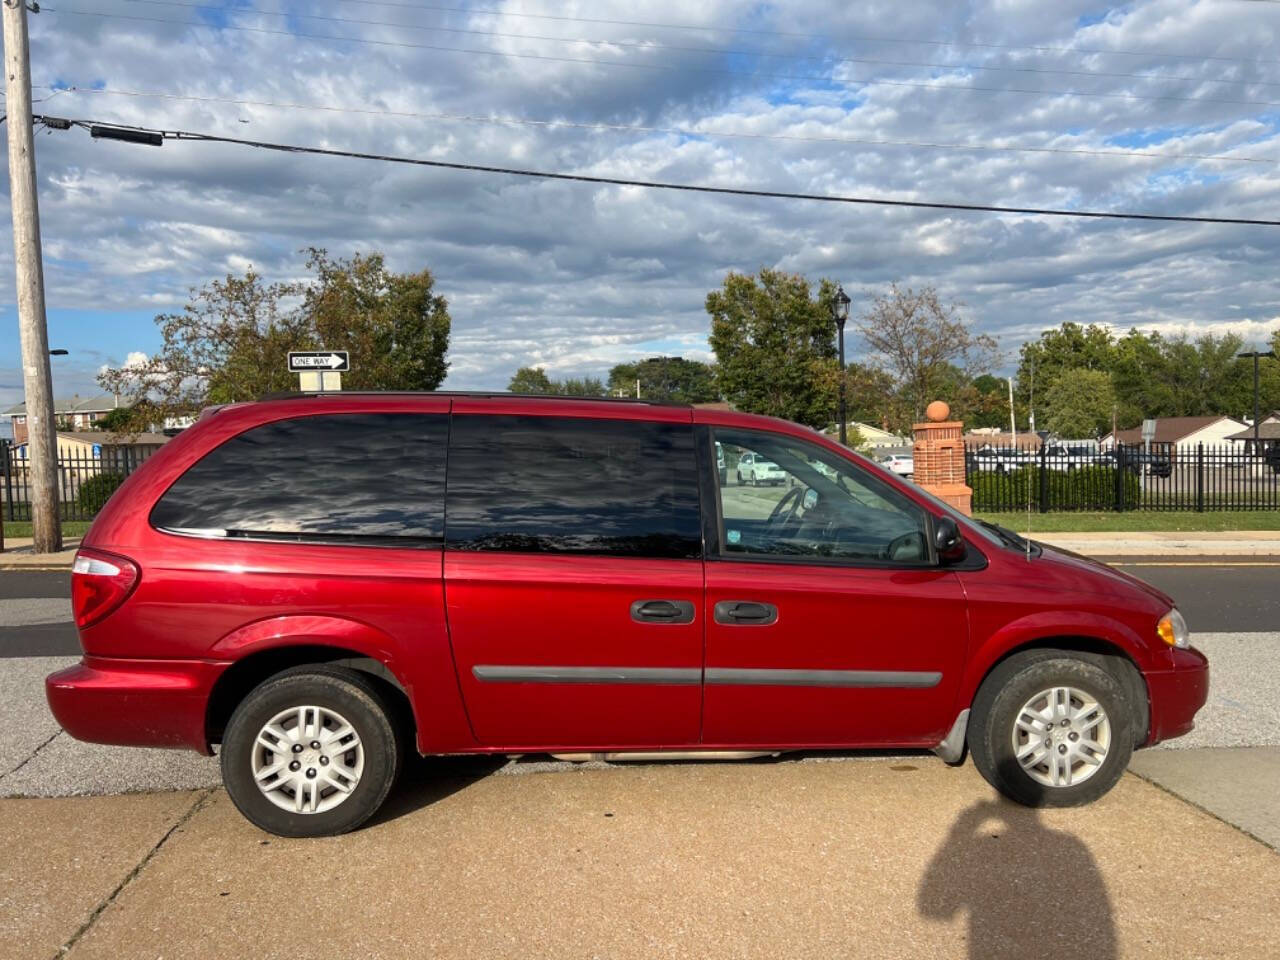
[4,759,1279,960]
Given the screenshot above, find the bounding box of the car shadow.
[917,793,1117,959]
[368,753,508,827]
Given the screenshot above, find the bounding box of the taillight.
[71,548,140,628]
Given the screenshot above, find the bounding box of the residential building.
[1101,415,1248,454]
[2,394,120,444]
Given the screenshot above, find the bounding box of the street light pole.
[832,285,851,445]
[1238,350,1276,452]
[3,0,61,552]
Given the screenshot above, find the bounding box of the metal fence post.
[1113,444,1124,512]
[1,440,12,522]
[1038,444,1048,513]
[1196,443,1204,513]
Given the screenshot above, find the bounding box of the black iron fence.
[0,440,159,523]
[966,442,1280,513]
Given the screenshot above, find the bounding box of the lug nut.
[1044,738,1052,747]
[1058,744,1068,754]
[292,743,303,754]
[289,760,300,771]
[310,741,321,750]
[1068,732,1079,742]
[1062,719,1070,727]
[306,768,317,779]
[319,756,329,766]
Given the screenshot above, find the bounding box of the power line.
[44,7,1280,110]
[265,0,1280,68]
[117,0,1280,92]
[48,83,1280,165]
[34,113,1280,227]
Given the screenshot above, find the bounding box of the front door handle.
[713,601,778,626]
[630,599,696,624]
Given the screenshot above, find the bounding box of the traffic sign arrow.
[288,350,350,373]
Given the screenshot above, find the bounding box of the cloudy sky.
[2,0,1279,407]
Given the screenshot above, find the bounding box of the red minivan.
[46,394,1208,836]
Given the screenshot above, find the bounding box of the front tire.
[221,665,403,837]
[968,652,1133,807]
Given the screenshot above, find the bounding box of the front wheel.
[968,652,1133,807]
[221,665,403,837]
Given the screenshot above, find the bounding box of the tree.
[97,404,140,433]
[958,373,1012,431]
[706,268,838,428]
[98,251,452,431]
[840,361,902,431]
[508,367,557,394]
[507,367,606,397]
[1044,368,1115,438]
[607,356,718,403]
[855,285,998,422]
[303,249,451,392]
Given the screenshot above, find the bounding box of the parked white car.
[880,454,914,477]
[736,452,786,486]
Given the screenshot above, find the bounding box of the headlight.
[1157,608,1190,649]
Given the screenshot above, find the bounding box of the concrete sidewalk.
[1030,530,1280,557]
[3,759,1278,960]
[0,538,79,570]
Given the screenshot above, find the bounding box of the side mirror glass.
[934,515,965,562]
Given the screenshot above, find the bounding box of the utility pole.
[4,0,60,551]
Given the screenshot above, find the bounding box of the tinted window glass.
[151,413,447,544]
[446,415,700,558]
[717,428,929,564]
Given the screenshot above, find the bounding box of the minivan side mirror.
[933,515,966,563]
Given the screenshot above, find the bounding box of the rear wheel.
[221,665,403,837]
[968,652,1132,807]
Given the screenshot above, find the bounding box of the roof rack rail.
[252,390,689,408]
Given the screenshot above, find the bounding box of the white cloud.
[0,0,1276,394]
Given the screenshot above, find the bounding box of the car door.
[700,421,971,748]
[443,400,705,748]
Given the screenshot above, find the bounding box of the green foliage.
[96,406,136,433]
[969,465,1139,512]
[1044,368,1115,437]
[607,356,717,403]
[507,367,606,397]
[706,268,839,428]
[78,473,125,514]
[1018,323,1280,430]
[98,249,452,422]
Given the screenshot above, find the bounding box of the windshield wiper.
[975,519,1041,556]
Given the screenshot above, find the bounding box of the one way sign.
[288,351,350,373]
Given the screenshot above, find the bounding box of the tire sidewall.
[973,656,1133,807]
[221,668,401,837]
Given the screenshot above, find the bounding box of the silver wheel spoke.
[251,704,365,816]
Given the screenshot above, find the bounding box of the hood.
[1033,542,1175,609]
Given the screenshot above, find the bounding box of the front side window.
[446,415,701,558]
[716,428,930,564]
[151,413,447,544]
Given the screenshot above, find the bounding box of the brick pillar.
[913,400,972,516]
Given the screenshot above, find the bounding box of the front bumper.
[46,657,230,755]
[1143,646,1210,746]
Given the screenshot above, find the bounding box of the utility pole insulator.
[4,0,62,552]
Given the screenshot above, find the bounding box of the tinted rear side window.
[446,415,700,558]
[151,413,447,545]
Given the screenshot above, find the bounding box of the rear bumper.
[45,657,229,755]
[1143,647,1210,746]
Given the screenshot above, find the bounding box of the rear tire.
[221,665,403,837]
[968,652,1132,807]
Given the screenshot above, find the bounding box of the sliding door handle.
[713,601,778,626]
[631,599,696,624]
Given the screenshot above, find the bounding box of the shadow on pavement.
[370,753,508,826]
[918,797,1116,959]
